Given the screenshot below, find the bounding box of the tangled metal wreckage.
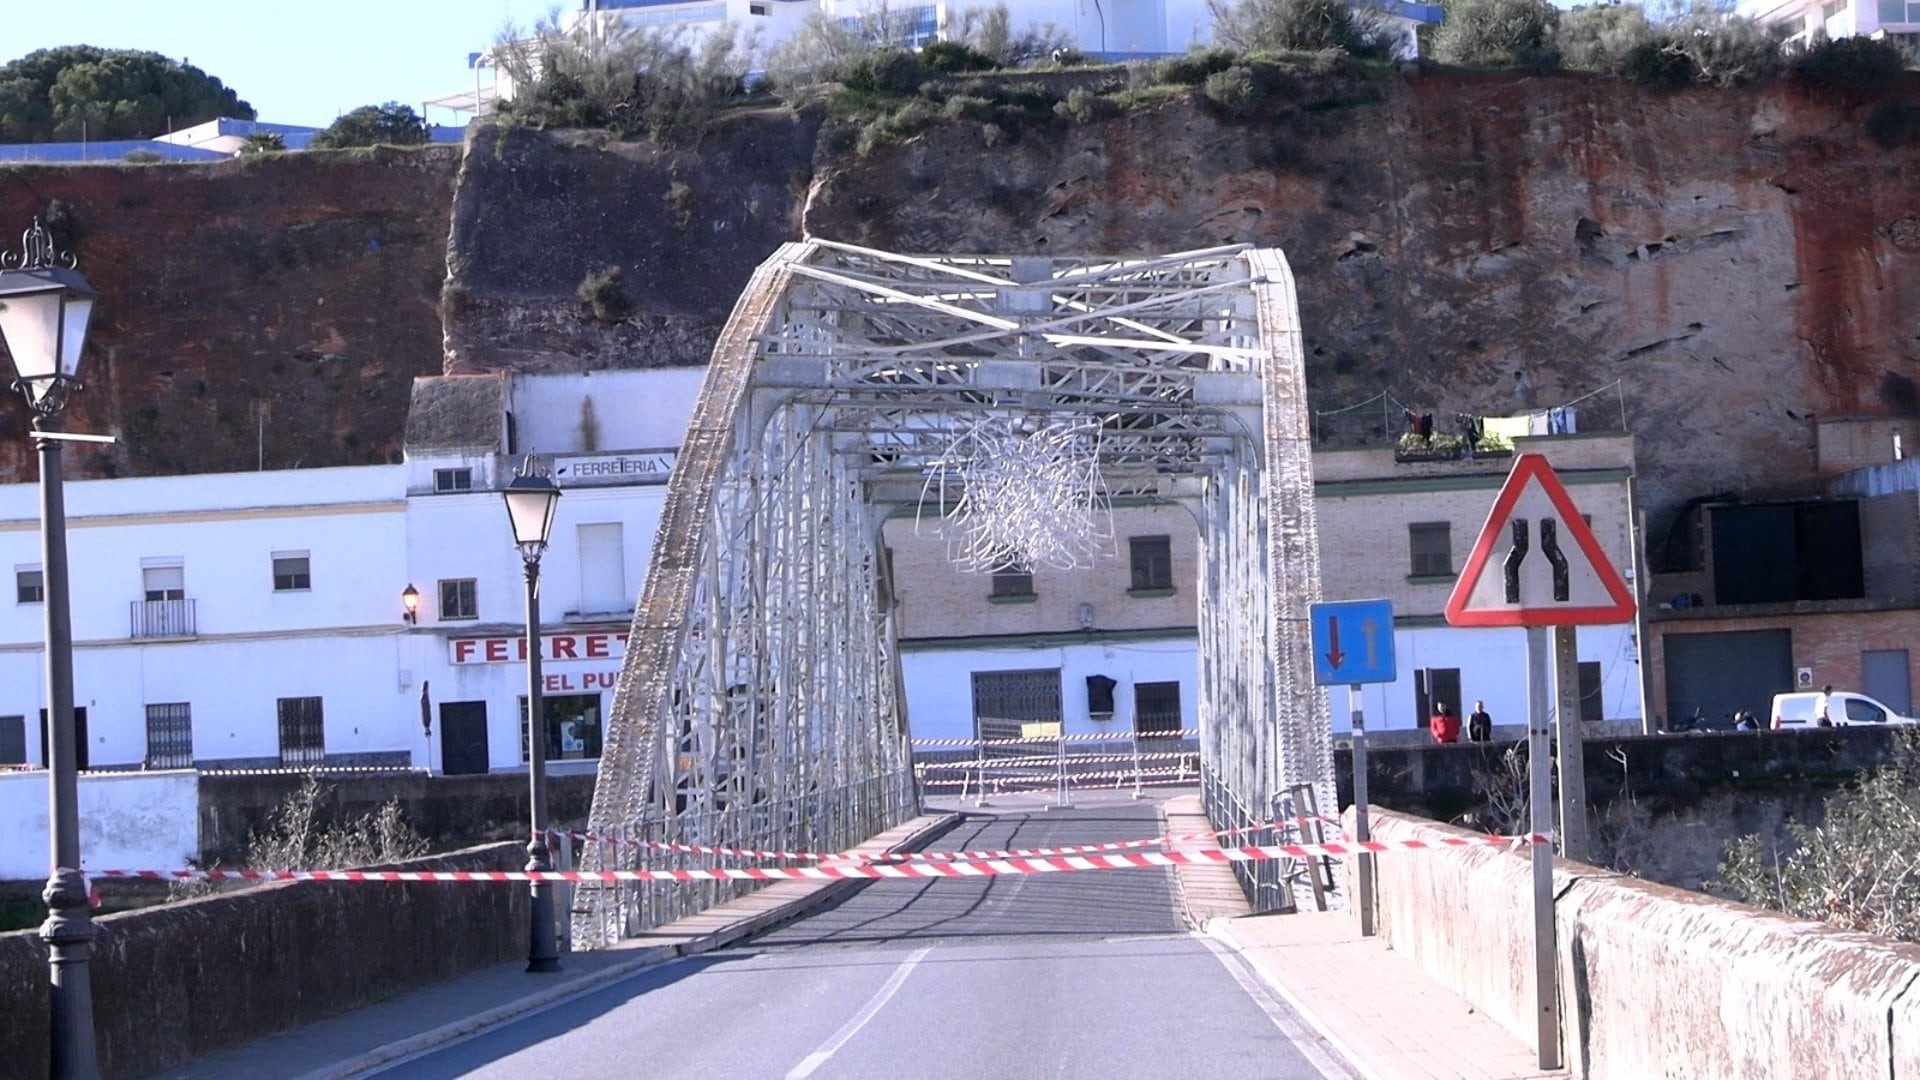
[574,240,1329,945]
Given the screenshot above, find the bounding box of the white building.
[1737,0,1920,47]
[0,368,700,777]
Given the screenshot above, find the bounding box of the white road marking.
[1197,932,1361,1080]
[785,945,933,1079]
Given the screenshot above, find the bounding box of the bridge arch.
[577,241,1329,946]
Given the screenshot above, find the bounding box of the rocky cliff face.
[0,146,457,483]
[6,70,1915,539]
[441,71,1920,533]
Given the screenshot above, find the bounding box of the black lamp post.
[0,216,99,1078]
[502,454,561,973]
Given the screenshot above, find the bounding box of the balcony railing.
[130,598,196,639]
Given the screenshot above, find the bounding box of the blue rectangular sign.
[1310,599,1397,686]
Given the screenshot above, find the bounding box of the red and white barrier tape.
[91,834,1549,884]
[556,820,1272,863]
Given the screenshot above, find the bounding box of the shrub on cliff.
[1432,0,1561,69]
[493,14,750,136]
[310,103,429,150]
[1554,3,1656,74]
[1657,4,1787,87]
[0,46,254,142]
[1789,35,1910,97]
[578,265,633,323]
[955,3,1076,67]
[1715,732,1920,943]
[846,49,927,95]
[1209,0,1395,59]
[1867,100,1920,147]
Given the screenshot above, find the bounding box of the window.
[0,716,24,765]
[520,693,604,762]
[577,523,627,613]
[439,578,478,620]
[143,563,185,601]
[144,703,193,769]
[15,566,42,604]
[276,696,325,766]
[750,0,771,12]
[272,551,311,592]
[1844,697,1889,724]
[971,668,1062,742]
[990,568,1034,598]
[1129,535,1174,592]
[1135,681,1183,735]
[434,467,472,493]
[1578,662,1604,724]
[1409,523,1453,578]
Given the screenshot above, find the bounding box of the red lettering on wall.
[485,639,508,662]
[551,635,578,660]
[453,639,477,663]
[546,673,570,692]
[585,634,609,658]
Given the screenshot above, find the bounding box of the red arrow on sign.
[1325,616,1345,669]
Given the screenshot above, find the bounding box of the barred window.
[144,703,193,769]
[277,696,325,766]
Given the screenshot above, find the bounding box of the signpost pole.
[1526,626,1562,1070]
[1349,682,1374,937]
[1552,625,1589,862]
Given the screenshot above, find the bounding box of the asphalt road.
[371,793,1354,1080]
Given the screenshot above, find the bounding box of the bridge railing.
[912,729,1201,804]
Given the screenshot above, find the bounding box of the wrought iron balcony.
[130,598,195,639]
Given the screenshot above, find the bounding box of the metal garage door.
[1663,630,1792,729]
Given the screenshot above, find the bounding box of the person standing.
[1468,700,1493,743]
[1816,684,1835,727]
[1430,702,1461,744]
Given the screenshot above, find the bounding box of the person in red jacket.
[1429,702,1462,744]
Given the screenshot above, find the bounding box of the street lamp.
[0,216,99,1077]
[502,454,561,973]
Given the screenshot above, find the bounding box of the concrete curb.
[1207,917,1384,1080]
[302,811,960,1080]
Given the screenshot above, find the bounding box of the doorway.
[39,707,88,771]
[1414,668,1460,725]
[439,701,490,775]
[1863,649,1912,715]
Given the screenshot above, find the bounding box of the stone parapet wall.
[0,841,527,1080]
[1350,808,1920,1078]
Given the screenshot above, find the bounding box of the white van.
[1770,690,1920,729]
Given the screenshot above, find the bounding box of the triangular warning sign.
[1445,453,1636,628]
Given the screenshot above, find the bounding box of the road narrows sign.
[1444,453,1636,628]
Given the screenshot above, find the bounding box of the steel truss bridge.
[575,241,1330,946]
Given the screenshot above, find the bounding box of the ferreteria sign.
[449,631,630,665]
[551,449,676,486]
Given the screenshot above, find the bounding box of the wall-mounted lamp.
[402,584,420,625]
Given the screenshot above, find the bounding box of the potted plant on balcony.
[1395,431,1465,462]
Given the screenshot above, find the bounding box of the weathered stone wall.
[0,146,459,485]
[195,771,597,865]
[0,841,526,1080]
[1355,808,1920,1078]
[1336,727,1902,890]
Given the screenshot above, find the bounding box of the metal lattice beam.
[576,242,1329,946]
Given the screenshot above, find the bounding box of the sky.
[1,0,567,129]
